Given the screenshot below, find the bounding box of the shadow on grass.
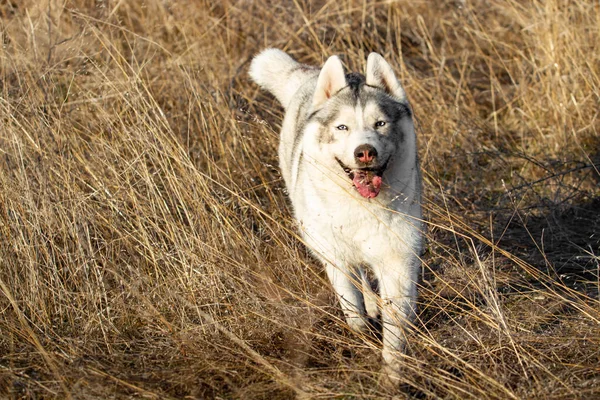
[498,196,599,297]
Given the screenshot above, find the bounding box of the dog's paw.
[363,290,380,320]
[346,316,370,333]
[379,362,403,392]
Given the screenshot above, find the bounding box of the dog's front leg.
[376,255,418,381]
[325,261,369,333]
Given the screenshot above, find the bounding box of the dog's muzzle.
[336,157,389,199]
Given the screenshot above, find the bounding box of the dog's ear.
[313,55,346,109]
[366,53,406,102]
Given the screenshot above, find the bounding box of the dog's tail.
[249,49,317,110]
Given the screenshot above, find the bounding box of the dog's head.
[304,53,414,199]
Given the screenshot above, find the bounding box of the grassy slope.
[0,0,598,398]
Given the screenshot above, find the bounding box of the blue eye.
[336,125,348,131]
[375,121,386,128]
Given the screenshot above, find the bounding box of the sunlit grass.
[0,0,598,398]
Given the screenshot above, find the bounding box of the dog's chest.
[298,194,415,262]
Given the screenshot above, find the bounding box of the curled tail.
[249,49,317,110]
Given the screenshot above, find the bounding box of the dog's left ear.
[366,53,407,102]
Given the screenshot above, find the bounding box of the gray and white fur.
[250,49,423,382]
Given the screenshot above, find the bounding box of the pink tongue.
[352,171,382,198]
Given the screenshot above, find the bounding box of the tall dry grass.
[0,0,598,398]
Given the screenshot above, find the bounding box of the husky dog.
[249,49,423,380]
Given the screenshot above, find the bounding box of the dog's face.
[304,54,413,198]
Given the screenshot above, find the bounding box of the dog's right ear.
[313,55,346,109]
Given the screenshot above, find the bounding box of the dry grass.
[0,0,599,398]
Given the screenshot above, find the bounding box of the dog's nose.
[354,144,378,164]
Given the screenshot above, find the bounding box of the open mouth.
[335,158,389,199]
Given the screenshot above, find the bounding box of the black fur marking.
[398,102,412,118]
[345,72,365,98]
[374,92,412,122]
[306,109,319,121]
[309,106,339,130]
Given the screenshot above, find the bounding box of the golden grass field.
[1,0,599,398]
